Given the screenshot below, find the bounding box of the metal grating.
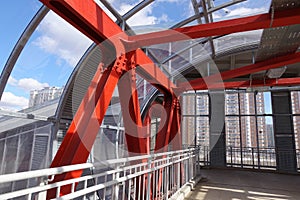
[255,0,300,62]
[255,25,300,62]
[271,0,300,10]
[61,45,102,121]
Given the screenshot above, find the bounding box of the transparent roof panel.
[0,1,42,71]
[98,0,272,32]
[211,0,271,21]
[0,0,274,112]
[0,10,92,112]
[147,29,262,78]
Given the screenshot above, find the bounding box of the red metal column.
[117,53,151,200]
[154,95,176,152]
[134,49,176,95]
[47,61,123,198]
[118,53,150,155]
[169,99,182,150]
[151,95,176,199]
[40,0,176,95]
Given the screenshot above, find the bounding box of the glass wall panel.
[264,92,272,114]
[239,92,255,115]
[294,116,300,150]
[225,117,240,147]
[182,94,195,115]
[196,95,209,115]
[240,116,257,147]
[291,91,300,170]
[225,93,239,115]
[182,117,195,147]
[196,117,209,146]
[257,116,274,148]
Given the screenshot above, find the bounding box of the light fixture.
[266,66,287,79]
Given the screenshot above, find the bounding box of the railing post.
[146,155,152,200]
[252,147,255,168]
[113,166,120,200]
[37,181,47,200]
[230,146,233,167]
[206,146,209,166]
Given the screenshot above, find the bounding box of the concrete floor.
[185,168,300,200]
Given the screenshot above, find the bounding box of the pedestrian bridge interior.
[0,0,299,199]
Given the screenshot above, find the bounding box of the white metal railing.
[0,147,200,200]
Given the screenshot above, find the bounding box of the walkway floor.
[185,168,300,200]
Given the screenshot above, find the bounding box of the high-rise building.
[225,92,269,148]
[181,94,196,146]
[196,94,210,147]
[29,86,64,107]
[183,91,272,148]
[291,91,300,149]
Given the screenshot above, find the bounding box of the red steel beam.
[179,52,300,91]
[129,7,300,47]
[118,54,149,155]
[47,62,122,198]
[135,49,176,95]
[40,0,176,95]
[40,0,123,43]
[169,99,182,150]
[37,2,175,198]
[118,55,150,199]
[154,95,175,152]
[153,95,176,198]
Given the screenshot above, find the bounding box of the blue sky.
[0,0,271,111]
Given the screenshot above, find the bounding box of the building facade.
[29,86,64,107]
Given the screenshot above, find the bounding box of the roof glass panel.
[0,1,42,71]
[0,10,92,112]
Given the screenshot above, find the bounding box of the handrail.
[0,147,200,200]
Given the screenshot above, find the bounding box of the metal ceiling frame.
[37,1,300,198]
[0,0,297,197]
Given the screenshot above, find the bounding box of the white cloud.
[33,11,92,67]
[8,77,49,91]
[120,3,157,26]
[212,12,222,20]
[157,14,169,24]
[8,76,18,86]
[0,92,29,111]
[225,7,266,18]
[119,3,171,27]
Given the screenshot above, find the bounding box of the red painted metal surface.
[38,0,300,198]
[129,7,300,47]
[179,52,300,91]
[47,62,122,198]
[118,53,149,155]
[169,99,182,150]
[39,0,176,94]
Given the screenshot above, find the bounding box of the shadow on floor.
[185,168,300,200]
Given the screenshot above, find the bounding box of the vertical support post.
[47,63,122,198]
[118,55,149,155]
[209,90,226,167]
[152,95,174,197]
[238,92,244,168]
[118,53,151,200]
[254,91,261,169]
[271,91,297,173]
[154,95,175,152]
